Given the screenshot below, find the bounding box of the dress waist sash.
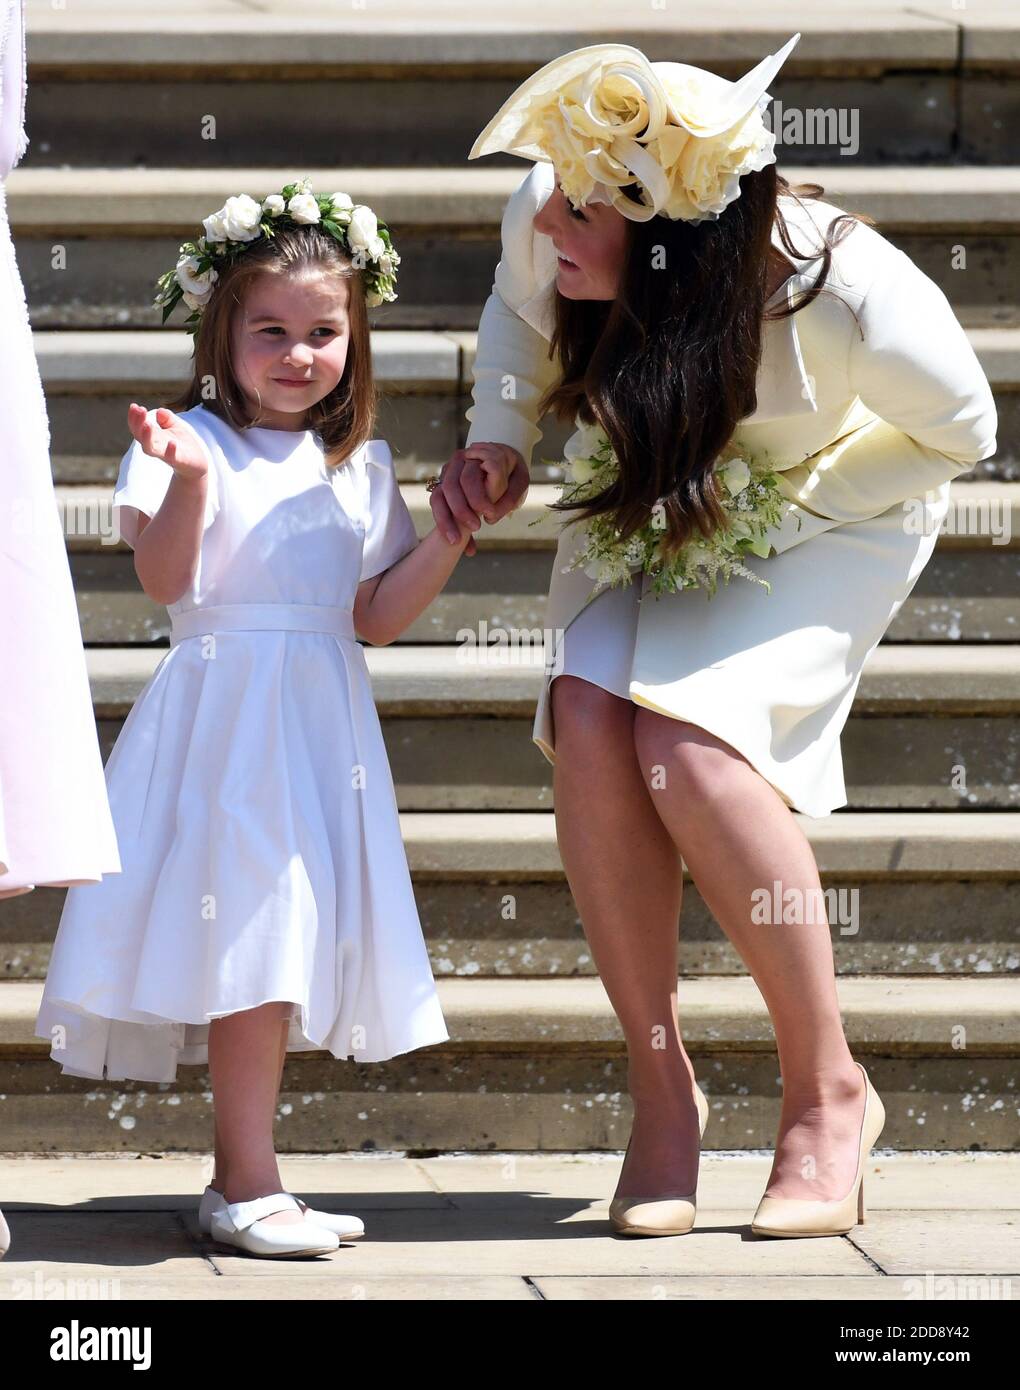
[170,602,357,648]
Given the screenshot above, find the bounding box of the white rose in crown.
[330,192,354,218]
[203,194,263,244]
[262,194,286,216]
[346,206,379,253]
[175,254,218,301]
[288,192,321,224]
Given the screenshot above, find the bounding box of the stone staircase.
[1,3,1017,1155]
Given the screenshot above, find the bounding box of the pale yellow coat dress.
[464,160,998,817]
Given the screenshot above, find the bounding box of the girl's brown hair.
[164,224,377,471]
[539,166,875,557]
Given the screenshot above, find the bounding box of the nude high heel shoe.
[608,1082,709,1237]
[750,1061,885,1238]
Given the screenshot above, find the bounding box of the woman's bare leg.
[208,1001,303,1225]
[550,675,702,1198]
[632,708,867,1202]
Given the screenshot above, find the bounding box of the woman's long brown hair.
[163,224,378,472]
[539,166,874,557]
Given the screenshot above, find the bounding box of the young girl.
[34,179,511,1258]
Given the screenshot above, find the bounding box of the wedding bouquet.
[529,420,791,603]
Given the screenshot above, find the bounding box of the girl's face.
[231,271,352,430]
[532,173,630,301]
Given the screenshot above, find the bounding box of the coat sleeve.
[464,163,562,462]
[765,243,997,552]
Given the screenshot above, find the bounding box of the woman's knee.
[551,675,634,750]
[632,707,750,799]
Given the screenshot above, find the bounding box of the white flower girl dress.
[35,405,450,1080]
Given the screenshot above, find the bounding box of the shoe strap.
[224,1192,301,1231]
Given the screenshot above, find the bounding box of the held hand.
[127,403,209,484]
[430,443,529,557]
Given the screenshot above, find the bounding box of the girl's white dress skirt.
[535,485,949,818]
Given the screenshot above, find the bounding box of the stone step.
[4,807,1018,984]
[39,329,483,486]
[56,480,1020,644]
[54,643,1019,812]
[20,3,1020,165]
[6,166,1019,330]
[34,327,1020,484]
[1,974,1017,1151]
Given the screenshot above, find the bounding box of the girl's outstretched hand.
[431,442,529,557]
[127,403,209,484]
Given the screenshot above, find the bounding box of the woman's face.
[532,174,630,301]
[231,270,352,430]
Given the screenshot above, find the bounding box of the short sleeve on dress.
[112,409,218,550]
[356,439,420,582]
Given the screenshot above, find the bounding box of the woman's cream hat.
[469,33,800,223]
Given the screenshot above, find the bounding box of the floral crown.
[153,177,400,337]
[469,34,800,223]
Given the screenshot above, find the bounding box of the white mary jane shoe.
[209,1191,340,1258]
[199,1183,364,1241]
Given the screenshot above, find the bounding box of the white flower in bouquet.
[717,456,751,496]
[567,454,602,485]
[563,420,607,463]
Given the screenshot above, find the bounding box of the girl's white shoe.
[209,1191,340,1257]
[0,1208,10,1259]
[199,1183,364,1241]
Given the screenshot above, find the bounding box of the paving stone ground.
[1,1151,1017,1302]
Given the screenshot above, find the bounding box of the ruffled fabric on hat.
[469,33,801,223]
